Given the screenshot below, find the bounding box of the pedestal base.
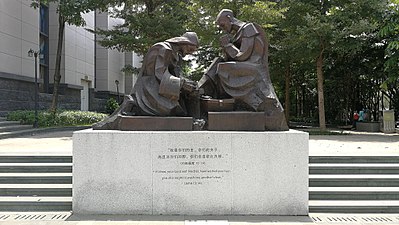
[207,112,265,131]
[119,116,193,131]
[73,129,308,215]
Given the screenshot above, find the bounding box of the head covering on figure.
[165,32,199,47]
[216,9,234,22]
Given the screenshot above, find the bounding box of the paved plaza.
[0,129,397,224]
[1,129,397,156]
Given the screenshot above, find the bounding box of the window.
[40,4,49,93]
[40,5,48,35]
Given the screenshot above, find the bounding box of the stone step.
[309,187,399,200]
[0,197,71,212]
[310,187,399,191]
[0,154,397,213]
[0,129,39,139]
[309,175,399,187]
[309,163,399,174]
[309,156,399,164]
[0,124,33,132]
[0,126,89,139]
[0,173,72,184]
[0,156,72,163]
[0,117,7,122]
[0,186,71,197]
[0,184,71,197]
[310,192,399,201]
[0,163,72,173]
[0,121,21,127]
[309,200,399,213]
[0,184,72,188]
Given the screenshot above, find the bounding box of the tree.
[274,0,388,129]
[94,0,286,84]
[94,0,189,56]
[31,0,113,113]
[380,0,399,117]
[186,0,286,76]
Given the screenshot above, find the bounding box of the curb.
[0,126,91,140]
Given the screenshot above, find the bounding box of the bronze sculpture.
[94,9,289,131]
[93,32,200,130]
[198,9,288,131]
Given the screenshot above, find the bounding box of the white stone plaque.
[151,133,232,214]
[73,130,308,215]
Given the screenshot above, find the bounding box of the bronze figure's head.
[216,9,234,33]
[166,32,199,56]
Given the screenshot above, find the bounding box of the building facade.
[0,0,141,116]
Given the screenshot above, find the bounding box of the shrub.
[6,110,107,127]
[105,98,119,114]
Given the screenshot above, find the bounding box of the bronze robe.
[200,23,288,130]
[132,42,186,116]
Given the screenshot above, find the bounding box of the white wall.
[0,0,39,78]
[64,12,95,87]
[0,1,137,94]
[48,3,95,87]
[95,11,126,93]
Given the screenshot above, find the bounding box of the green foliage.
[379,0,399,94]
[31,0,113,26]
[121,64,140,75]
[94,0,287,71]
[105,98,120,114]
[186,0,286,70]
[270,0,392,125]
[6,110,108,127]
[95,0,188,55]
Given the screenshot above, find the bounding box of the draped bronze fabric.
[200,21,289,130]
[132,42,186,116]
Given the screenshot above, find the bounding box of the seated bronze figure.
[198,9,288,130]
[93,32,200,130]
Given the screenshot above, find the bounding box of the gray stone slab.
[73,129,308,215]
[356,122,380,132]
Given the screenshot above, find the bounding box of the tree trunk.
[316,51,326,130]
[284,66,290,122]
[50,14,65,113]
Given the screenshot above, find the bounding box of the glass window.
[40,5,48,35]
[39,36,48,65]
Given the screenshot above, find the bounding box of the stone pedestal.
[118,116,193,131]
[356,122,380,132]
[207,112,265,131]
[73,129,308,215]
[382,110,396,133]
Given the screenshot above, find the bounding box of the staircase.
[309,156,399,213]
[0,156,72,211]
[0,155,397,212]
[0,117,35,139]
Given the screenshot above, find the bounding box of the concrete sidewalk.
[0,130,73,156]
[0,129,397,156]
[309,131,399,156]
[0,212,399,224]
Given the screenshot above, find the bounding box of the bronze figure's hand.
[220,34,230,47]
[181,79,198,93]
